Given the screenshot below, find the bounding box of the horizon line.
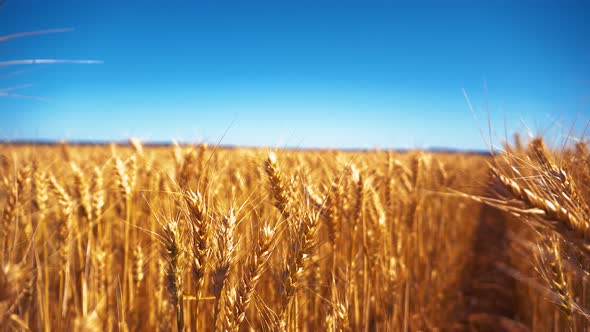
[0,138,493,155]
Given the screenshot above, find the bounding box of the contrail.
[0,84,50,101]
[0,59,103,66]
[0,28,74,42]
[0,83,33,92]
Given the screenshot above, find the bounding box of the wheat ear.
[162,220,185,332]
[223,224,275,332]
[277,212,319,331]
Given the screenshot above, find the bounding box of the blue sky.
[1,0,589,149]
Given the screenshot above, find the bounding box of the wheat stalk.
[162,220,185,332]
[184,189,210,330]
[223,223,275,332]
[277,212,319,331]
[211,212,236,331]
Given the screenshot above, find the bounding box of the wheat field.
[0,137,588,331]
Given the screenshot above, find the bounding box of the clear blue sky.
[1,0,589,149]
